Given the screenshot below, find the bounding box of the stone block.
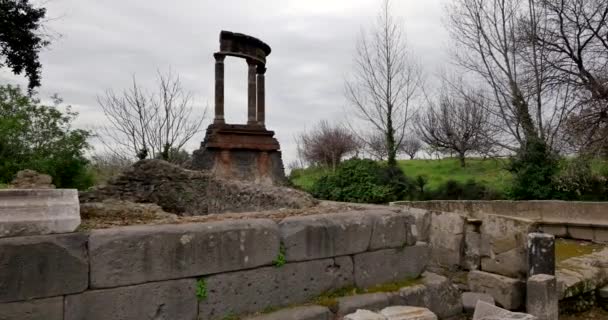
[567,226,594,241]
[65,279,197,320]
[480,215,537,278]
[344,310,387,320]
[89,219,279,288]
[464,231,481,270]
[198,258,353,320]
[462,292,495,314]
[0,233,88,303]
[526,274,558,320]
[336,293,391,317]
[0,297,63,320]
[405,208,431,242]
[380,306,438,320]
[468,271,525,310]
[369,210,416,250]
[420,272,463,319]
[473,301,537,320]
[428,211,466,268]
[353,244,428,289]
[593,228,608,243]
[540,225,567,238]
[396,284,427,306]
[0,189,81,238]
[279,211,373,262]
[527,233,555,277]
[244,305,333,320]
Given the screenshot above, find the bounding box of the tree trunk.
[459,152,466,168]
[386,108,397,167]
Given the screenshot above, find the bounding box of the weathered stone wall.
[392,200,608,243]
[0,208,431,320]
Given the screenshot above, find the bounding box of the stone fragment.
[244,305,333,320]
[0,297,63,320]
[396,284,427,306]
[9,169,54,189]
[198,258,353,320]
[0,189,80,238]
[527,233,555,277]
[336,293,391,317]
[0,233,88,303]
[526,274,558,320]
[279,211,374,261]
[428,211,466,268]
[353,244,428,289]
[462,292,495,314]
[65,279,197,320]
[468,271,525,310]
[480,215,538,278]
[380,306,438,320]
[344,310,387,320]
[472,301,537,320]
[89,219,279,288]
[369,210,416,250]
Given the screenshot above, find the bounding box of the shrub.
[428,179,502,200]
[0,85,93,189]
[508,138,558,200]
[311,159,411,204]
[553,157,608,201]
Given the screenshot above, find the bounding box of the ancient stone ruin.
[192,31,287,185]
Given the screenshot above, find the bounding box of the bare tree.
[531,0,608,155]
[399,137,422,160]
[447,0,573,151]
[97,70,206,160]
[363,132,390,161]
[417,87,495,167]
[296,120,360,170]
[346,0,423,167]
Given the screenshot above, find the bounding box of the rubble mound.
[80,159,316,216]
[9,169,55,189]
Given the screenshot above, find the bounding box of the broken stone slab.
[88,219,280,288]
[0,189,80,238]
[244,305,333,320]
[64,279,197,320]
[0,233,88,303]
[472,301,537,320]
[462,292,495,314]
[336,293,391,317]
[393,272,462,319]
[0,297,63,320]
[526,274,558,320]
[198,257,353,320]
[353,243,429,289]
[380,306,438,320]
[480,215,538,278]
[556,248,608,299]
[527,233,555,277]
[343,309,387,320]
[468,270,525,310]
[279,211,374,262]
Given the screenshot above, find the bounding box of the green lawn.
[290,157,513,193]
[397,158,513,191]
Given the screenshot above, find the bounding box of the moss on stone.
[556,239,605,263]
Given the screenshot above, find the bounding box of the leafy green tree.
[0,84,93,189]
[0,0,50,92]
[508,138,558,200]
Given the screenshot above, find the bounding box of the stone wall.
[0,208,430,320]
[392,200,608,243]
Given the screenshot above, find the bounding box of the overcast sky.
[1,0,449,165]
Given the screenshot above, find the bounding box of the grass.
[290,157,512,194]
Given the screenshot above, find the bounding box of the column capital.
[257,65,267,74]
[214,53,225,62]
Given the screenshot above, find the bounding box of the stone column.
[256,66,266,126]
[526,274,558,320]
[213,53,225,124]
[247,59,257,125]
[527,233,555,277]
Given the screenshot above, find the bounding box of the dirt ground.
[561,308,608,320]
